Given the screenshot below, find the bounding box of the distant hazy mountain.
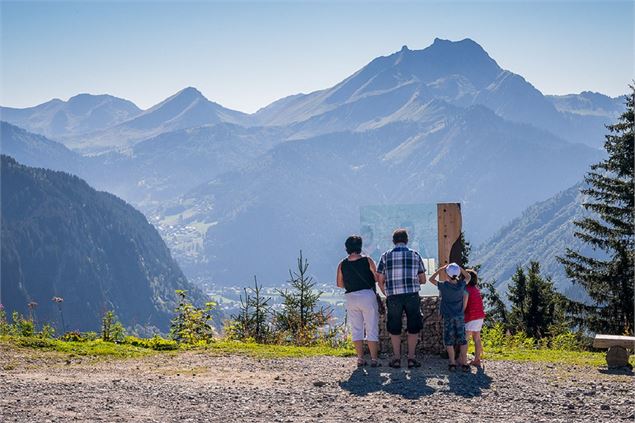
[93,123,288,205]
[472,183,600,301]
[0,121,83,174]
[547,91,624,117]
[160,104,601,285]
[254,38,620,149]
[1,155,205,333]
[0,94,141,141]
[68,87,252,153]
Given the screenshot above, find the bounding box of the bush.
[123,335,179,351]
[101,311,126,342]
[0,305,9,336]
[550,332,583,351]
[38,324,55,339]
[61,331,83,342]
[170,290,216,344]
[11,312,34,337]
[83,331,98,341]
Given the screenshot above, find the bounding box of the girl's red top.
[464,284,486,322]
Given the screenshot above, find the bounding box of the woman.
[336,235,382,367]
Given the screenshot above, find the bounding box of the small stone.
[313,381,327,387]
[600,404,610,411]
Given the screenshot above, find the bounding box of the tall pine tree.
[558,88,634,335]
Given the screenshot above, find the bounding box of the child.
[464,269,485,366]
[429,263,471,372]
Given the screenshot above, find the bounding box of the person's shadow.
[338,366,435,399]
[338,358,493,399]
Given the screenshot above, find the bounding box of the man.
[376,228,427,368]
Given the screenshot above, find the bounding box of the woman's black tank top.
[341,257,376,294]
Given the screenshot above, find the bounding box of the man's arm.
[417,254,427,285]
[336,262,344,289]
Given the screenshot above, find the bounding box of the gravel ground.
[1,347,633,422]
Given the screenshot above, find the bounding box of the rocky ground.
[1,347,633,422]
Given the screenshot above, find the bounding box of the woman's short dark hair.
[392,228,408,244]
[345,235,363,254]
[466,269,478,287]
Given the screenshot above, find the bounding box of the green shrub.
[0,305,9,336]
[550,332,583,351]
[61,331,83,342]
[170,290,216,344]
[38,324,55,339]
[83,331,98,341]
[11,312,34,337]
[15,336,56,349]
[123,335,178,351]
[101,311,126,342]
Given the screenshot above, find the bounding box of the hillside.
[473,183,601,300]
[0,155,205,333]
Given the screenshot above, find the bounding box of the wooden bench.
[593,334,635,368]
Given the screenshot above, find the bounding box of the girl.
[464,269,485,366]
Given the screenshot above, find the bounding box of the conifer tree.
[275,251,331,345]
[508,262,569,338]
[247,276,272,343]
[558,88,634,335]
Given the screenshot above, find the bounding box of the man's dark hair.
[345,235,363,254]
[392,229,408,244]
[466,269,478,287]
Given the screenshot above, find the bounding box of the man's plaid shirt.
[377,243,426,296]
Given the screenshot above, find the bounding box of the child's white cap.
[446,263,461,278]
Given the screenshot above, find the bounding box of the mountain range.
[1,38,625,294]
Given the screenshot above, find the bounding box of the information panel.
[359,203,438,275]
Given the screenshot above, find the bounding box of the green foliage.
[83,331,98,341]
[0,305,9,336]
[61,331,84,342]
[228,276,273,343]
[274,251,332,346]
[482,322,584,353]
[101,310,126,342]
[507,262,568,338]
[559,88,635,335]
[170,290,216,344]
[38,324,55,339]
[123,335,179,351]
[11,312,35,337]
[480,279,509,327]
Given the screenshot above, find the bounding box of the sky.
[1,1,633,113]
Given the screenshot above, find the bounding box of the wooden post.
[437,203,463,267]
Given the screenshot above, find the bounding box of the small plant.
[52,297,66,334]
[0,304,9,336]
[83,331,98,341]
[228,276,273,343]
[38,324,55,339]
[101,310,126,342]
[61,331,83,342]
[11,312,34,337]
[170,290,216,344]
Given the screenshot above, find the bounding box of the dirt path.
[1,348,633,422]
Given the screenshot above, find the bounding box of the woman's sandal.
[357,359,367,367]
[448,364,457,372]
[370,359,381,368]
[388,358,401,368]
[469,359,482,367]
[461,364,471,373]
[407,358,421,368]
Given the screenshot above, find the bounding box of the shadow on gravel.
[339,365,493,399]
[598,367,634,376]
[447,366,493,398]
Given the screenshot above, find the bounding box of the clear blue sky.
[1,1,633,113]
